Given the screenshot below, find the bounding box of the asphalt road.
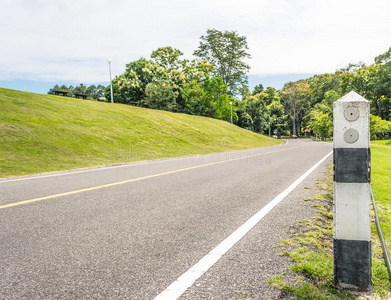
[0,139,333,299]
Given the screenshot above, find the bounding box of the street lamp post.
[230,101,233,124]
[107,58,113,104]
[269,122,271,137]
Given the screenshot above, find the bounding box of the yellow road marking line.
[0,144,308,210]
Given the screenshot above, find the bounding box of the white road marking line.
[153,150,333,300]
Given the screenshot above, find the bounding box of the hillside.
[0,88,281,178]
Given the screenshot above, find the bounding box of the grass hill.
[0,88,281,178]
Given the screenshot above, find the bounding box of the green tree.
[252,84,264,95]
[86,85,105,100]
[308,109,333,139]
[107,58,165,104]
[181,80,208,115]
[151,46,185,71]
[374,46,391,64]
[193,28,251,97]
[201,76,237,122]
[145,82,176,111]
[306,73,341,104]
[267,98,287,137]
[280,80,311,136]
[48,84,73,97]
[49,84,104,100]
[370,114,391,139]
[236,104,253,130]
[73,83,87,96]
[242,94,269,133]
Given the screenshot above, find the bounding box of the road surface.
[0,139,332,299]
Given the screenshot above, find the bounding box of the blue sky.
[0,74,315,95]
[1,0,390,95]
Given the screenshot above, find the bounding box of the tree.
[107,58,165,104]
[193,29,251,97]
[201,76,236,122]
[151,46,185,71]
[181,80,208,115]
[370,114,391,139]
[375,46,391,64]
[145,82,176,110]
[48,84,104,100]
[280,80,310,136]
[308,109,333,139]
[236,104,253,130]
[252,84,264,95]
[86,85,105,100]
[241,94,269,133]
[73,83,87,95]
[48,84,73,97]
[306,73,341,104]
[266,95,287,137]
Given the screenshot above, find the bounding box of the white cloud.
[1,0,390,83]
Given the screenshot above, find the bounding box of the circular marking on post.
[344,107,359,121]
[344,128,359,143]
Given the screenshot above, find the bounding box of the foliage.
[201,76,237,122]
[103,45,237,125]
[267,98,287,137]
[240,93,269,133]
[277,46,391,137]
[181,80,208,115]
[145,82,176,110]
[150,46,187,105]
[151,46,185,71]
[50,44,391,137]
[235,88,286,135]
[48,84,105,100]
[306,90,338,139]
[252,84,264,95]
[308,109,333,139]
[307,73,341,104]
[236,104,253,131]
[280,80,311,136]
[106,57,165,104]
[370,114,391,139]
[375,46,391,64]
[193,28,251,97]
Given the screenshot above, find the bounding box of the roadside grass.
[268,141,391,299]
[0,88,280,178]
[371,140,391,294]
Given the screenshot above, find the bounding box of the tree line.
[279,47,391,140]
[48,84,105,101]
[49,29,391,140]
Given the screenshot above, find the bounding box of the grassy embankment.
[0,88,280,178]
[268,140,391,299]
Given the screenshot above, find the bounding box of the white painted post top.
[333,91,370,149]
[336,91,369,103]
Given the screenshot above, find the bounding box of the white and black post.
[333,91,371,291]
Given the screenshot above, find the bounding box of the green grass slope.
[0,88,281,178]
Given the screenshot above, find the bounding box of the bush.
[145,82,176,111]
[370,114,391,140]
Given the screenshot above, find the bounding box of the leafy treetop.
[193,28,251,97]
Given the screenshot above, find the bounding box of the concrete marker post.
[333,91,371,291]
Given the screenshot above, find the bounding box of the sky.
[0,0,390,94]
